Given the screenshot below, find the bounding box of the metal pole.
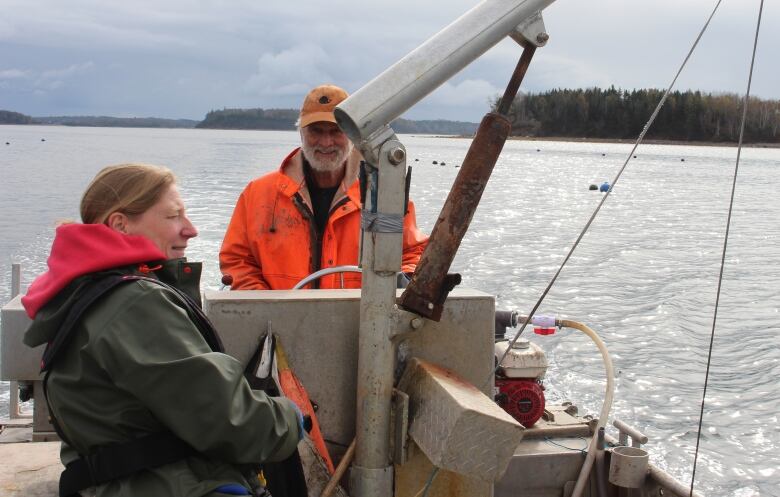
[11,263,21,298]
[335,0,553,145]
[351,137,408,497]
[9,263,22,419]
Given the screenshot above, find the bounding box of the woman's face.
[124,184,198,259]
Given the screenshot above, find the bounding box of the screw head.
[536,32,549,44]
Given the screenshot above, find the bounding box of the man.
[220,84,428,290]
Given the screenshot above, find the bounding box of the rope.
[544,436,589,454]
[689,2,764,496]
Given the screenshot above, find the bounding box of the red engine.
[494,336,548,427]
[495,378,546,427]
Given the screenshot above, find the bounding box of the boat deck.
[0,419,59,496]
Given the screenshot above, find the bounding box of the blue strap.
[214,483,251,495]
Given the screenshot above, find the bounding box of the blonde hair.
[80,164,176,224]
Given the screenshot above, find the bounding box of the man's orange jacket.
[220,148,429,290]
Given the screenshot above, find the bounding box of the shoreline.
[445,134,779,148]
[5,123,778,149]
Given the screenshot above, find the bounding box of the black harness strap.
[59,432,197,497]
[41,275,131,372]
[41,273,225,497]
[41,274,224,373]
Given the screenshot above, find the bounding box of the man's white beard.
[301,141,351,173]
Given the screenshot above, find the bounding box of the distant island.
[32,115,198,128]
[3,87,778,143]
[195,108,479,135]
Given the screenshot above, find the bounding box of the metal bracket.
[355,125,396,166]
[510,11,549,48]
[389,307,427,340]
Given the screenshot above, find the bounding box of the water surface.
[1,125,778,496]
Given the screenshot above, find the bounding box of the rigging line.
[491,0,725,388]
[689,1,765,496]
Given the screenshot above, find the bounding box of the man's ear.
[106,212,130,234]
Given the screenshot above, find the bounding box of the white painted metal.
[9,263,23,419]
[351,139,408,497]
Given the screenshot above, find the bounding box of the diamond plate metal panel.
[399,357,525,481]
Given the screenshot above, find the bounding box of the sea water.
[1,125,778,496]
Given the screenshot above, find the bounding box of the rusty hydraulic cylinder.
[399,48,535,321]
[399,113,510,320]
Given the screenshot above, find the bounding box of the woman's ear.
[106,212,129,234]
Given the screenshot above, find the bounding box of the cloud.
[35,62,94,91]
[426,79,502,108]
[244,44,335,98]
[0,0,776,119]
[0,68,29,80]
[0,19,14,40]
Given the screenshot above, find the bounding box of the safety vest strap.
[59,431,197,497]
[41,273,224,373]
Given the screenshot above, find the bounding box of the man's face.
[300,121,352,173]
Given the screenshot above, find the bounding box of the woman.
[22,164,301,497]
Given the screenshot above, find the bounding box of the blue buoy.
[599,182,610,192]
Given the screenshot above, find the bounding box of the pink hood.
[22,223,165,318]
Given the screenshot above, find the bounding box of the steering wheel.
[292,265,363,290]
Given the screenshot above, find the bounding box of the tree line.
[493,87,780,143]
[0,110,34,124]
[197,108,478,135]
[197,108,298,129]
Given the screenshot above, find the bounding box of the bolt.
[536,32,549,45]
[388,147,406,165]
[427,302,434,310]
[410,317,423,329]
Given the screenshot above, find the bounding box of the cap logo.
[318,95,331,105]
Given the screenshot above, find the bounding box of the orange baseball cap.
[299,85,349,128]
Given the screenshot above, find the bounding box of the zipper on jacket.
[292,193,321,288]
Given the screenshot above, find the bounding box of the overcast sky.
[0,0,776,122]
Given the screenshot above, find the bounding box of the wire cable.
[689,2,764,496]
[418,2,727,495]
[494,0,725,396]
